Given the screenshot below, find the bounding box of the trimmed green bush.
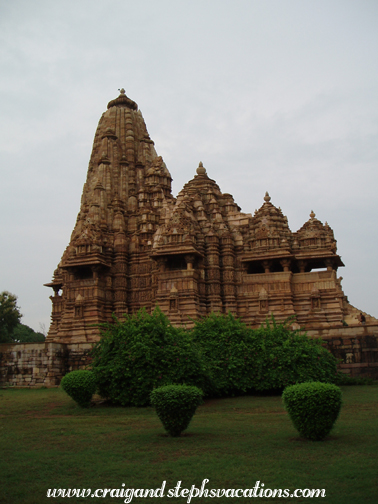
[60,370,96,408]
[150,385,203,436]
[91,307,208,406]
[282,381,342,440]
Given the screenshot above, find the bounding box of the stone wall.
[326,335,378,379]
[307,324,378,379]
[0,342,93,387]
[65,343,93,374]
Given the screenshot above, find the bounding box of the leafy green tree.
[189,312,254,396]
[0,291,22,343]
[190,313,338,396]
[249,317,338,391]
[11,323,45,343]
[91,307,209,406]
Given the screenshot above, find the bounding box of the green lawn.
[0,385,377,504]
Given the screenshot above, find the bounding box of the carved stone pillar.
[262,260,271,273]
[113,232,128,318]
[280,259,291,272]
[325,259,334,271]
[220,235,236,314]
[184,254,195,271]
[298,260,307,273]
[205,232,222,313]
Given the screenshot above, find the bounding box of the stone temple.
[44,89,376,346]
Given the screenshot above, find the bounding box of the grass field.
[0,385,377,504]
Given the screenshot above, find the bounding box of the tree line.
[0,291,45,343]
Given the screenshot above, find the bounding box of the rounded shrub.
[282,381,342,441]
[60,369,97,408]
[91,307,208,407]
[150,385,203,437]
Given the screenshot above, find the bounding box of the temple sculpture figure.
[45,90,376,344]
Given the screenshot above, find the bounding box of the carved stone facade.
[45,90,378,345]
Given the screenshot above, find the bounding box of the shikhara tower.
[45,90,374,344]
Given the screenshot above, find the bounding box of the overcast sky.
[1,0,377,332]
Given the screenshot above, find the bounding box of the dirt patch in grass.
[202,399,219,407]
[24,401,75,418]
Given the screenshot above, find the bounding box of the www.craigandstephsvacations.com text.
[47,479,326,501]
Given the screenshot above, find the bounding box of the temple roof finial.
[264,191,271,202]
[107,89,138,110]
[196,161,207,175]
[310,210,315,219]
